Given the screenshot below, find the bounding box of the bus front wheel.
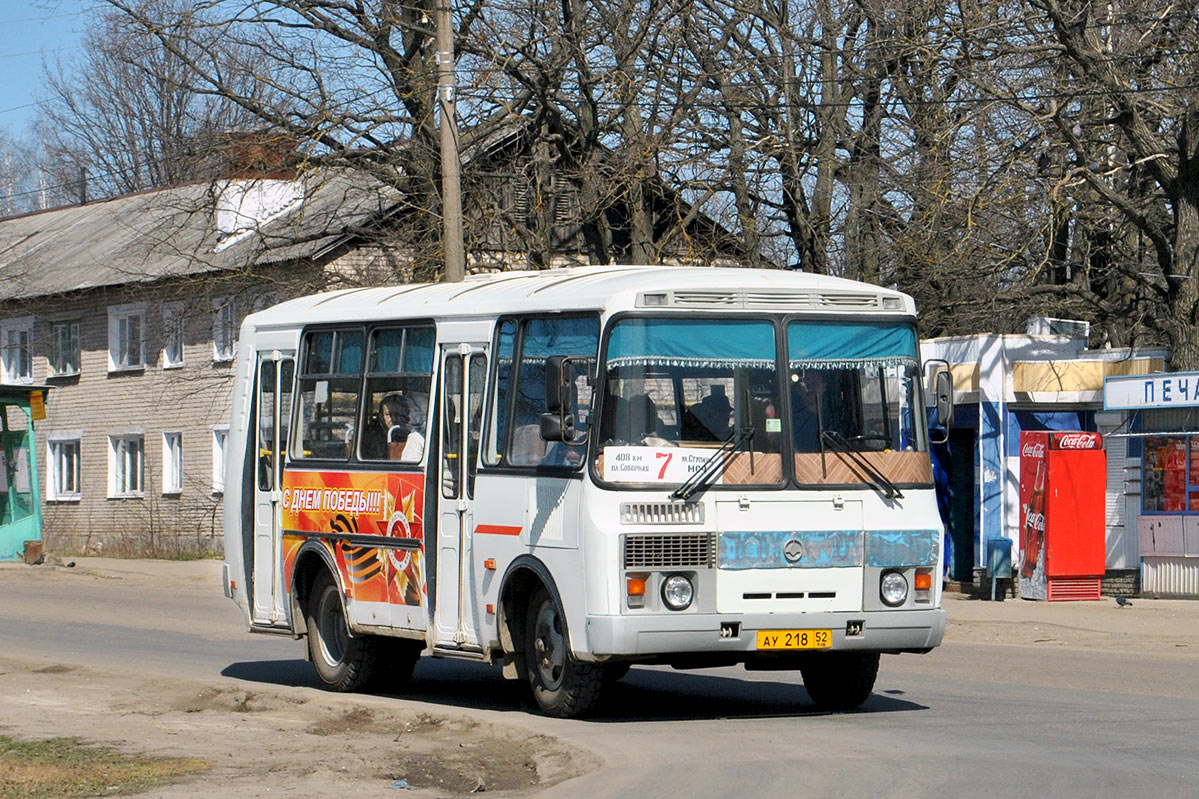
[524,587,604,718]
[800,651,879,711]
[307,571,379,692]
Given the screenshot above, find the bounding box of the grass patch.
[0,736,209,798]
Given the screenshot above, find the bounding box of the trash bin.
[986,537,1013,601]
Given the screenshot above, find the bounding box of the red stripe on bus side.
[475,524,523,537]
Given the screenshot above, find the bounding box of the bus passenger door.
[252,352,294,626]
[434,344,487,649]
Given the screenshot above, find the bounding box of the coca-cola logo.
[1022,442,1045,459]
[1025,511,1045,532]
[1055,433,1100,450]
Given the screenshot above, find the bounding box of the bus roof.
[245,265,916,330]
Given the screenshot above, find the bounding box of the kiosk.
[1,387,48,562]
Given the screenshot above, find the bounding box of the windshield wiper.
[820,430,904,500]
[671,427,755,501]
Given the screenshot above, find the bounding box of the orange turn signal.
[483,558,496,571]
[626,576,647,596]
[914,572,933,591]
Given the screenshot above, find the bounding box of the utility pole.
[436,0,465,282]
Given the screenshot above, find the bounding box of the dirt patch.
[0,657,597,798]
[171,686,307,714]
[386,732,576,794]
[31,665,73,675]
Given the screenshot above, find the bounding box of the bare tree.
[37,0,267,200]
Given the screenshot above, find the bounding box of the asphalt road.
[2,560,1197,798]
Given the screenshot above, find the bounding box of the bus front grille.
[620,502,705,525]
[623,533,716,569]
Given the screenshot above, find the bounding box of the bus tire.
[307,571,378,692]
[800,651,879,711]
[525,587,604,718]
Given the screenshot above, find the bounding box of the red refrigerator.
[1018,431,1106,600]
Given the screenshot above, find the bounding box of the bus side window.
[482,320,516,466]
[503,315,599,468]
[293,328,363,461]
[359,326,434,463]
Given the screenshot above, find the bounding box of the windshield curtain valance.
[606,319,777,371]
[787,322,918,370]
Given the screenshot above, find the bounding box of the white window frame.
[108,433,145,498]
[1,316,35,385]
[49,319,81,377]
[212,425,229,494]
[162,431,183,495]
[107,303,147,373]
[46,431,83,502]
[213,297,237,363]
[161,302,186,369]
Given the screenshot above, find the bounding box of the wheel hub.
[533,602,565,689]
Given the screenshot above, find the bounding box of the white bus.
[222,266,951,717]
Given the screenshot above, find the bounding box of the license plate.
[756,629,832,650]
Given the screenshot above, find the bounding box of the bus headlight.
[880,571,908,607]
[661,574,694,611]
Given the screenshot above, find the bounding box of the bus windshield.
[788,320,929,486]
[594,316,930,489]
[596,318,784,486]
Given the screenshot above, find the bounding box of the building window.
[47,435,82,501]
[108,304,146,372]
[212,426,229,493]
[109,434,144,497]
[49,320,81,377]
[1,316,34,384]
[162,303,185,368]
[213,298,237,363]
[162,432,183,495]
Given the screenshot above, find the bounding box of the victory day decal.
[281,470,426,607]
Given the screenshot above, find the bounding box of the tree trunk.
[1169,104,1199,370]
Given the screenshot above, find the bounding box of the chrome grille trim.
[672,290,739,307]
[742,291,814,310]
[620,502,705,525]
[623,533,716,569]
[817,292,880,308]
[638,289,888,311]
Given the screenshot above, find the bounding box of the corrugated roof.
[0,171,400,302]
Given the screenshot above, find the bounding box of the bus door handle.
[456,498,468,512]
[270,489,282,504]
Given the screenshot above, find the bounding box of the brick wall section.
[0,263,324,556]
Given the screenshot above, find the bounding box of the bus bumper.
[583,607,946,659]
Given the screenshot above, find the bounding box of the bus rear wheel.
[800,651,879,711]
[524,587,604,718]
[307,571,379,692]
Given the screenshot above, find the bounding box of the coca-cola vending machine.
[1018,431,1106,600]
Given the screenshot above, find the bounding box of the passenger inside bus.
[687,385,732,441]
[362,393,425,462]
[600,392,672,447]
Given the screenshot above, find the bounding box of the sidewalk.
[942,591,1199,653]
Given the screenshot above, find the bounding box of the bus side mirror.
[926,360,954,444]
[543,355,590,444]
[540,411,577,442]
[544,355,570,413]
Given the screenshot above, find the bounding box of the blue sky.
[0,1,94,136]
